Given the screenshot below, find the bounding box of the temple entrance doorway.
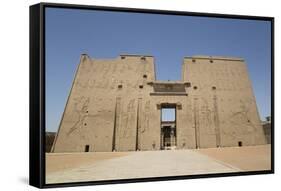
[160,104,177,150]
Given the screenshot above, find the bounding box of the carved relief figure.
[141,101,150,133]
[67,96,90,136]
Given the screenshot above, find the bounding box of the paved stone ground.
[46,149,239,184]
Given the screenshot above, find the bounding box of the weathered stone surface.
[52,54,266,152]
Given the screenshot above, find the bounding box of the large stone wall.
[52,54,156,152]
[183,56,266,148]
[52,54,266,152]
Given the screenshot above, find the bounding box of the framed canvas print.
[29,2,274,188]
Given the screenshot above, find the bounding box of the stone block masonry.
[52,54,266,152]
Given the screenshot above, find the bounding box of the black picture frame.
[29,2,274,188]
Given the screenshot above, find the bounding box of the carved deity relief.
[186,99,193,122]
[200,98,212,131]
[67,96,90,136]
[141,101,150,134]
[122,99,135,138]
[227,99,256,135]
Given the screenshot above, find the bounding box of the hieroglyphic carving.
[76,79,104,90]
[114,97,122,148]
[67,96,90,136]
[136,98,142,150]
[226,99,256,136]
[200,98,212,131]
[194,97,200,148]
[186,98,192,122]
[140,101,150,133]
[213,94,221,147]
[122,99,135,138]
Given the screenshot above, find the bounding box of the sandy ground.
[46,150,238,184]
[46,145,271,184]
[46,152,129,174]
[196,144,271,171]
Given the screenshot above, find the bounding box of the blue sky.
[46,7,271,132]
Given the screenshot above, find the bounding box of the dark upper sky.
[46,7,271,132]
